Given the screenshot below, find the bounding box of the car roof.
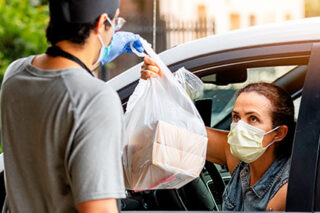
[106,17,320,91]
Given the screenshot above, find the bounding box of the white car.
[106,17,320,211]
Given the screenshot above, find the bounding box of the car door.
[286,42,320,212]
[117,40,314,211]
[188,48,309,212]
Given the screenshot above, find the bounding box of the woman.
[141,57,295,211]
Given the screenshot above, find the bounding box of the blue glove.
[101,31,144,65]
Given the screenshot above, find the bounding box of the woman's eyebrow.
[232,110,262,117]
[245,111,261,116]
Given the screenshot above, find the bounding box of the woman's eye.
[232,114,240,121]
[249,116,258,122]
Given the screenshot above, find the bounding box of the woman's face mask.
[227,120,279,163]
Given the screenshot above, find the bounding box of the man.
[0,0,145,212]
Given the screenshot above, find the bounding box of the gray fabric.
[0,56,125,213]
[222,157,291,211]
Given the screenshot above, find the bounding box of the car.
[0,17,320,211]
[106,17,320,211]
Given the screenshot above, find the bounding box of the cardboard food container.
[125,120,208,190]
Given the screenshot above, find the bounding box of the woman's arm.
[206,127,239,173]
[266,183,288,211]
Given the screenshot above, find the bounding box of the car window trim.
[286,42,320,211]
[193,55,309,76]
[169,42,312,73]
[118,43,313,109]
[119,55,308,109]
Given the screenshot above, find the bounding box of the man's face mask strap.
[93,17,115,66]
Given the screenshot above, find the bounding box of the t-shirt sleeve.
[68,86,126,204]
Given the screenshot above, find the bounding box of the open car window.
[195,65,301,129]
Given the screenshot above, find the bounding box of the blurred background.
[0,0,319,82]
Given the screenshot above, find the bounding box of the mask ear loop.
[262,126,281,149]
[264,126,280,135]
[97,34,106,46]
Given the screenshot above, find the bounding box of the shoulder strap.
[46,46,94,76]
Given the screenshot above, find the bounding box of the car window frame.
[286,42,320,212]
[118,42,314,111]
[198,64,307,129]
[117,41,320,211]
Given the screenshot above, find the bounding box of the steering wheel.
[121,98,227,211]
[152,98,227,211]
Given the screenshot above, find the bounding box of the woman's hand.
[140,56,162,80]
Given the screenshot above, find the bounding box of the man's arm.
[69,87,126,208]
[78,198,118,213]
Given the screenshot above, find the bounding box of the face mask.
[93,17,115,66]
[227,120,279,163]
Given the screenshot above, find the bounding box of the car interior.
[121,59,308,211]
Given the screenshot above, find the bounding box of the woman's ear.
[274,125,288,142]
[95,13,108,34]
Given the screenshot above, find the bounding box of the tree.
[0,0,49,84]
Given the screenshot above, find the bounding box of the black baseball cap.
[49,0,120,24]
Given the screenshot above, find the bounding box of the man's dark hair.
[46,15,113,45]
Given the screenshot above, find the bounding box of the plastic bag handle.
[130,41,147,58]
[140,39,173,78]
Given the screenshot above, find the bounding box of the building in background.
[107,0,168,79]
[106,0,305,80]
[160,0,305,48]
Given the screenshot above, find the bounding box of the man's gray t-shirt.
[0,56,126,212]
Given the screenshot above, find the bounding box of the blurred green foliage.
[0,0,49,83]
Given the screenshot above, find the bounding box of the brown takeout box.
[125,120,207,190]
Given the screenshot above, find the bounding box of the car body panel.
[107,17,320,92]
[106,18,320,211]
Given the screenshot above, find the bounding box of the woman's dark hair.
[237,82,295,159]
[46,15,113,45]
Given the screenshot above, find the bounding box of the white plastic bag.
[174,67,204,99]
[123,39,208,191]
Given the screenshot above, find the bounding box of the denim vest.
[222,157,291,211]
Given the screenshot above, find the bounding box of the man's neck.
[32,37,100,73]
[55,40,98,70]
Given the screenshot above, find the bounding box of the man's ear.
[274,125,288,142]
[95,13,108,34]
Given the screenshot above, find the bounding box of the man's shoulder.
[63,71,116,96]
[7,56,30,70]
[62,71,120,108]
[3,56,32,84]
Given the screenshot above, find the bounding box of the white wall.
[160,0,304,35]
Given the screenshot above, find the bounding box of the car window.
[293,96,301,120]
[196,65,297,128]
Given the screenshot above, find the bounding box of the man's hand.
[140,56,162,80]
[101,32,144,65]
